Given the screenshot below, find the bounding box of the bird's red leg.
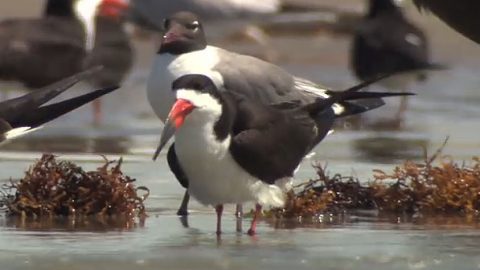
[247,204,262,236]
[215,204,224,235]
[93,99,102,125]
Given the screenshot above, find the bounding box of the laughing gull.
[414,0,480,45]
[152,74,413,235]
[147,11,390,216]
[0,67,118,143]
[0,0,132,125]
[350,0,445,123]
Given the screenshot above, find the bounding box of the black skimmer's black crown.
[0,67,118,143]
[153,73,413,235]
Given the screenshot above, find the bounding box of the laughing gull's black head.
[158,11,207,55]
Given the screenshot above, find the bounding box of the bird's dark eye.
[185,21,200,30]
[162,19,171,30]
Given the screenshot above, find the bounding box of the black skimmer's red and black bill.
[413,0,480,45]
[147,11,393,216]
[0,0,132,125]
[0,67,118,143]
[152,74,413,235]
[350,0,445,123]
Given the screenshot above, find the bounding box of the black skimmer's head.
[159,11,207,55]
[153,74,228,159]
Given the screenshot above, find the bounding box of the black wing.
[0,67,101,123]
[228,93,320,185]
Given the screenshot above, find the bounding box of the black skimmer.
[350,0,444,123]
[0,0,132,124]
[413,0,480,45]
[0,67,118,143]
[147,11,391,216]
[153,74,413,235]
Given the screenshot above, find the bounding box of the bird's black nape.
[172,74,219,96]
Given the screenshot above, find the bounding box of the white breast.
[146,46,224,122]
[174,110,287,208]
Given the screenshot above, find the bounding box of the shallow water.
[1,1,480,270]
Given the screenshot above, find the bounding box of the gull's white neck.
[147,46,223,122]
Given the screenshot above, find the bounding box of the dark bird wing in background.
[0,67,119,141]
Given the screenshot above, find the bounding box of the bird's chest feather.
[174,114,257,205]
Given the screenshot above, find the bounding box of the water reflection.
[0,136,132,154]
[264,211,480,231]
[1,215,145,232]
[352,136,429,164]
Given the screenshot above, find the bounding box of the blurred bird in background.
[0,0,133,125]
[350,0,444,127]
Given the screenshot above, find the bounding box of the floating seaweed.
[267,139,480,220]
[0,154,149,219]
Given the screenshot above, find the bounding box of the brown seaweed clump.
[267,141,480,219]
[371,156,480,215]
[266,164,376,219]
[0,154,149,218]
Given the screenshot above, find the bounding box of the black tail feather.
[303,74,414,116]
[0,66,102,122]
[10,86,118,128]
